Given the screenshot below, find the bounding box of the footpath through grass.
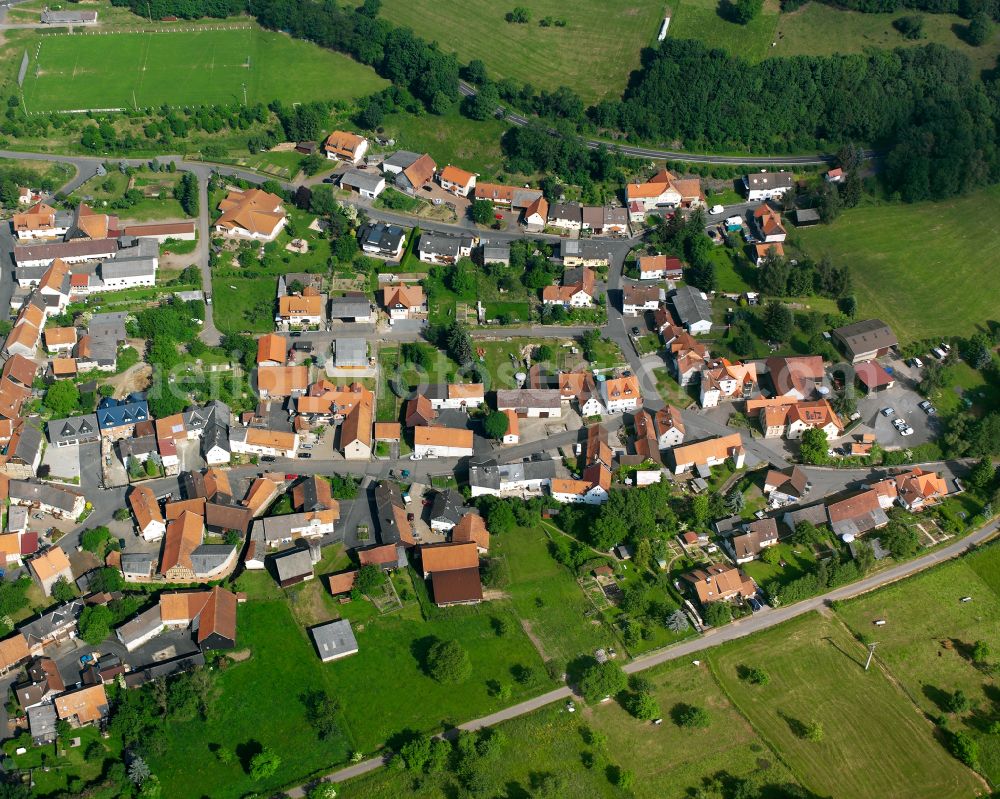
[792,184,1000,343]
[22,27,388,112]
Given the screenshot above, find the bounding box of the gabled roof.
[324,130,366,159]
[420,542,479,573]
[432,567,483,604]
[54,683,108,724]
[256,334,287,365]
[451,513,489,550]
[215,189,285,237]
[128,486,164,531]
[401,153,437,189]
[413,426,473,450]
[256,365,309,396]
[381,283,424,310]
[439,165,476,186]
[826,490,888,538]
[160,511,204,573]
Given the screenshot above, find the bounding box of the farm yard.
[20,27,388,112]
[377,0,665,104]
[791,183,1000,344]
[709,613,984,799]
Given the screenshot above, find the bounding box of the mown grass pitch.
[21,27,388,112]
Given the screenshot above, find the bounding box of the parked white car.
[709,204,725,215]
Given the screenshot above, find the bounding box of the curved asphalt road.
[286,515,999,795]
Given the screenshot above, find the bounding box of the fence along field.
[20,26,389,113]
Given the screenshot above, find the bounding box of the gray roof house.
[121,552,156,580]
[374,481,409,545]
[340,168,385,199]
[272,546,314,587]
[429,489,466,531]
[360,222,406,257]
[115,605,164,651]
[670,285,713,334]
[329,293,372,322]
[481,242,510,265]
[468,456,501,495]
[117,434,158,463]
[310,619,358,662]
[334,338,368,368]
[190,545,237,577]
[9,480,83,517]
[20,601,83,651]
[381,151,421,175]
[47,414,100,447]
[88,312,128,344]
[28,703,58,745]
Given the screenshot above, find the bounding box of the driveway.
[41,444,81,483]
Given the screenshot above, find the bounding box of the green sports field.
[20,27,388,112]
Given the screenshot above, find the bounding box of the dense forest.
[793,0,1000,19]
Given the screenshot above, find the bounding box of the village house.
[252,508,339,549]
[467,456,557,497]
[11,480,85,521]
[273,546,315,588]
[395,153,437,193]
[420,542,482,606]
[751,205,787,244]
[374,481,415,547]
[622,284,663,316]
[418,231,475,264]
[159,587,238,649]
[670,433,745,475]
[12,202,69,240]
[541,266,596,308]
[381,283,425,319]
[404,394,436,428]
[329,293,374,324]
[558,372,605,417]
[425,383,485,411]
[481,241,511,266]
[28,546,73,596]
[413,427,474,458]
[473,182,543,211]
[625,170,705,222]
[214,188,286,242]
[323,130,368,164]
[0,423,44,479]
[561,239,610,268]
[523,196,548,231]
[339,168,385,200]
[430,489,467,532]
[601,373,642,413]
[256,333,287,367]
[826,490,889,541]
[763,465,808,507]
[699,359,757,408]
[638,254,684,281]
[729,518,780,564]
[438,165,477,197]
[275,292,326,330]
[754,242,785,266]
[633,406,685,456]
[743,171,795,202]
[55,683,109,730]
[855,360,896,393]
[501,409,519,444]
[229,427,300,459]
[831,319,898,363]
[159,512,237,583]
[785,400,843,440]
[360,222,406,259]
[670,285,713,335]
[548,202,583,231]
[550,463,612,506]
[452,512,490,553]
[496,389,563,418]
[243,477,282,517]
[43,326,77,355]
[684,564,757,606]
[128,486,166,542]
[256,365,309,400]
[766,356,825,400]
[870,467,949,512]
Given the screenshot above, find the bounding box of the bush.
[578,661,627,703]
[672,703,710,728]
[426,639,472,684]
[702,602,732,627]
[624,691,661,720]
[741,666,770,685]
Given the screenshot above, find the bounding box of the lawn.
[148,600,354,799]
[709,612,984,799]
[210,274,277,334]
[928,359,1000,419]
[774,3,1000,74]
[593,658,804,797]
[22,27,388,112]
[380,105,510,179]
[791,184,1000,343]
[835,543,1000,783]
[377,0,664,104]
[708,246,755,293]
[496,525,617,669]
[668,0,780,63]
[740,541,820,589]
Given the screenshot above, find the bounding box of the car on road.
[290,331,302,338]
[298,452,312,459]
[261,455,276,462]
[893,418,906,429]
[410,453,423,460]
[709,204,725,215]
[881,407,895,417]
[630,326,641,336]
[284,474,299,480]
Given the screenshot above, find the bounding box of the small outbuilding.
[311,619,358,662]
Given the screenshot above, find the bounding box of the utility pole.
[864,642,878,671]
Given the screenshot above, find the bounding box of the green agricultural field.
[710,612,984,799]
[668,0,780,63]
[594,658,805,797]
[148,601,353,799]
[836,543,1000,783]
[377,0,664,104]
[791,184,1000,343]
[496,525,617,668]
[21,27,388,112]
